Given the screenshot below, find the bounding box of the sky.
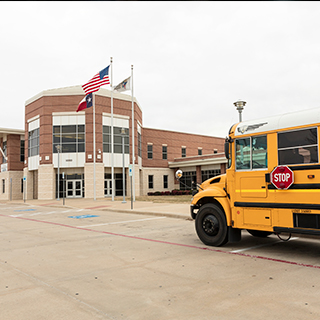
[1,1,320,138]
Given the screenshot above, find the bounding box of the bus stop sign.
[270,165,294,190]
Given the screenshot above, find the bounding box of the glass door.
[67,180,82,198]
[104,179,112,197]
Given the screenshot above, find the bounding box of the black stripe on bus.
[268,184,320,190]
[234,202,320,210]
[289,164,320,171]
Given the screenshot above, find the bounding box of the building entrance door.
[104,179,112,197]
[66,180,82,198]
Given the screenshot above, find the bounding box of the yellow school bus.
[188,107,320,246]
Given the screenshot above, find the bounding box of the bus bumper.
[190,204,199,220]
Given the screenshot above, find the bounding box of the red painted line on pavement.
[2,213,320,270]
[85,206,111,209]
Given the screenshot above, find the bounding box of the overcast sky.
[1,1,320,138]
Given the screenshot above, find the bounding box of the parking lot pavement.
[2,203,320,319]
[4,198,192,220]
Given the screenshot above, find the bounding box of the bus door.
[233,135,273,230]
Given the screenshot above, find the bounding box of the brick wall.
[142,128,225,168]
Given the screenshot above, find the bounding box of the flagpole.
[131,65,135,202]
[93,92,96,201]
[111,57,114,201]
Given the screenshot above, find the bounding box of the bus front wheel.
[195,203,228,247]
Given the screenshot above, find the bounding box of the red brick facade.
[142,128,225,168]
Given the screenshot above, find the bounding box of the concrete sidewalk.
[5,197,192,220]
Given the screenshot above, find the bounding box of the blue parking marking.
[14,209,36,212]
[68,214,100,219]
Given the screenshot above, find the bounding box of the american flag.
[82,65,110,95]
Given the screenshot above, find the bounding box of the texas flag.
[76,93,93,112]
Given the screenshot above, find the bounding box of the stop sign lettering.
[270,166,294,189]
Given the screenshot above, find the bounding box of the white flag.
[114,76,131,92]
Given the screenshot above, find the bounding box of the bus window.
[236,138,250,170]
[252,136,267,168]
[236,135,267,170]
[278,128,318,165]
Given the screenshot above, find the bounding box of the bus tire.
[247,230,272,238]
[195,203,228,247]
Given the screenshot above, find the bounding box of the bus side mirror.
[175,170,183,180]
[224,137,233,159]
[224,141,229,159]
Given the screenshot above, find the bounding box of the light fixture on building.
[233,100,246,122]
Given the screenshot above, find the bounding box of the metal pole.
[111,57,114,201]
[62,172,65,205]
[131,65,135,201]
[57,145,60,201]
[23,179,25,203]
[121,129,126,203]
[93,93,96,201]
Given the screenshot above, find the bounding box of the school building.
[0,85,227,200]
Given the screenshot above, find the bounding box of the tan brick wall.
[141,167,175,195]
[84,163,104,199]
[38,164,55,200]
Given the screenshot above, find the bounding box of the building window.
[20,139,25,162]
[179,171,196,190]
[162,146,167,160]
[103,126,129,154]
[114,127,129,154]
[181,147,186,158]
[2,141,7,163]
[148,175,154,189]
[202,169,221,182]
[198,148,202,156]
[163,175,168,189]
[2,179,5,193]
[147,144,153,159]
[103,125,111,152]
[28,128,39,157]
[138,132,142,157]
[53,125,85,153]
[21,178,24,193]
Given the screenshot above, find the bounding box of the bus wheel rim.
[203,214,219,236]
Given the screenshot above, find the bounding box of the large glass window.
[28,128,39,157]
[179,171,196,190]
[202,169,221,182]
[236,135,267,170]
[278,128,318,165]
[53,125,85,153]
[103,126,129,154]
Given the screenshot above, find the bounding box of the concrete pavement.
[5,197,192,220]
